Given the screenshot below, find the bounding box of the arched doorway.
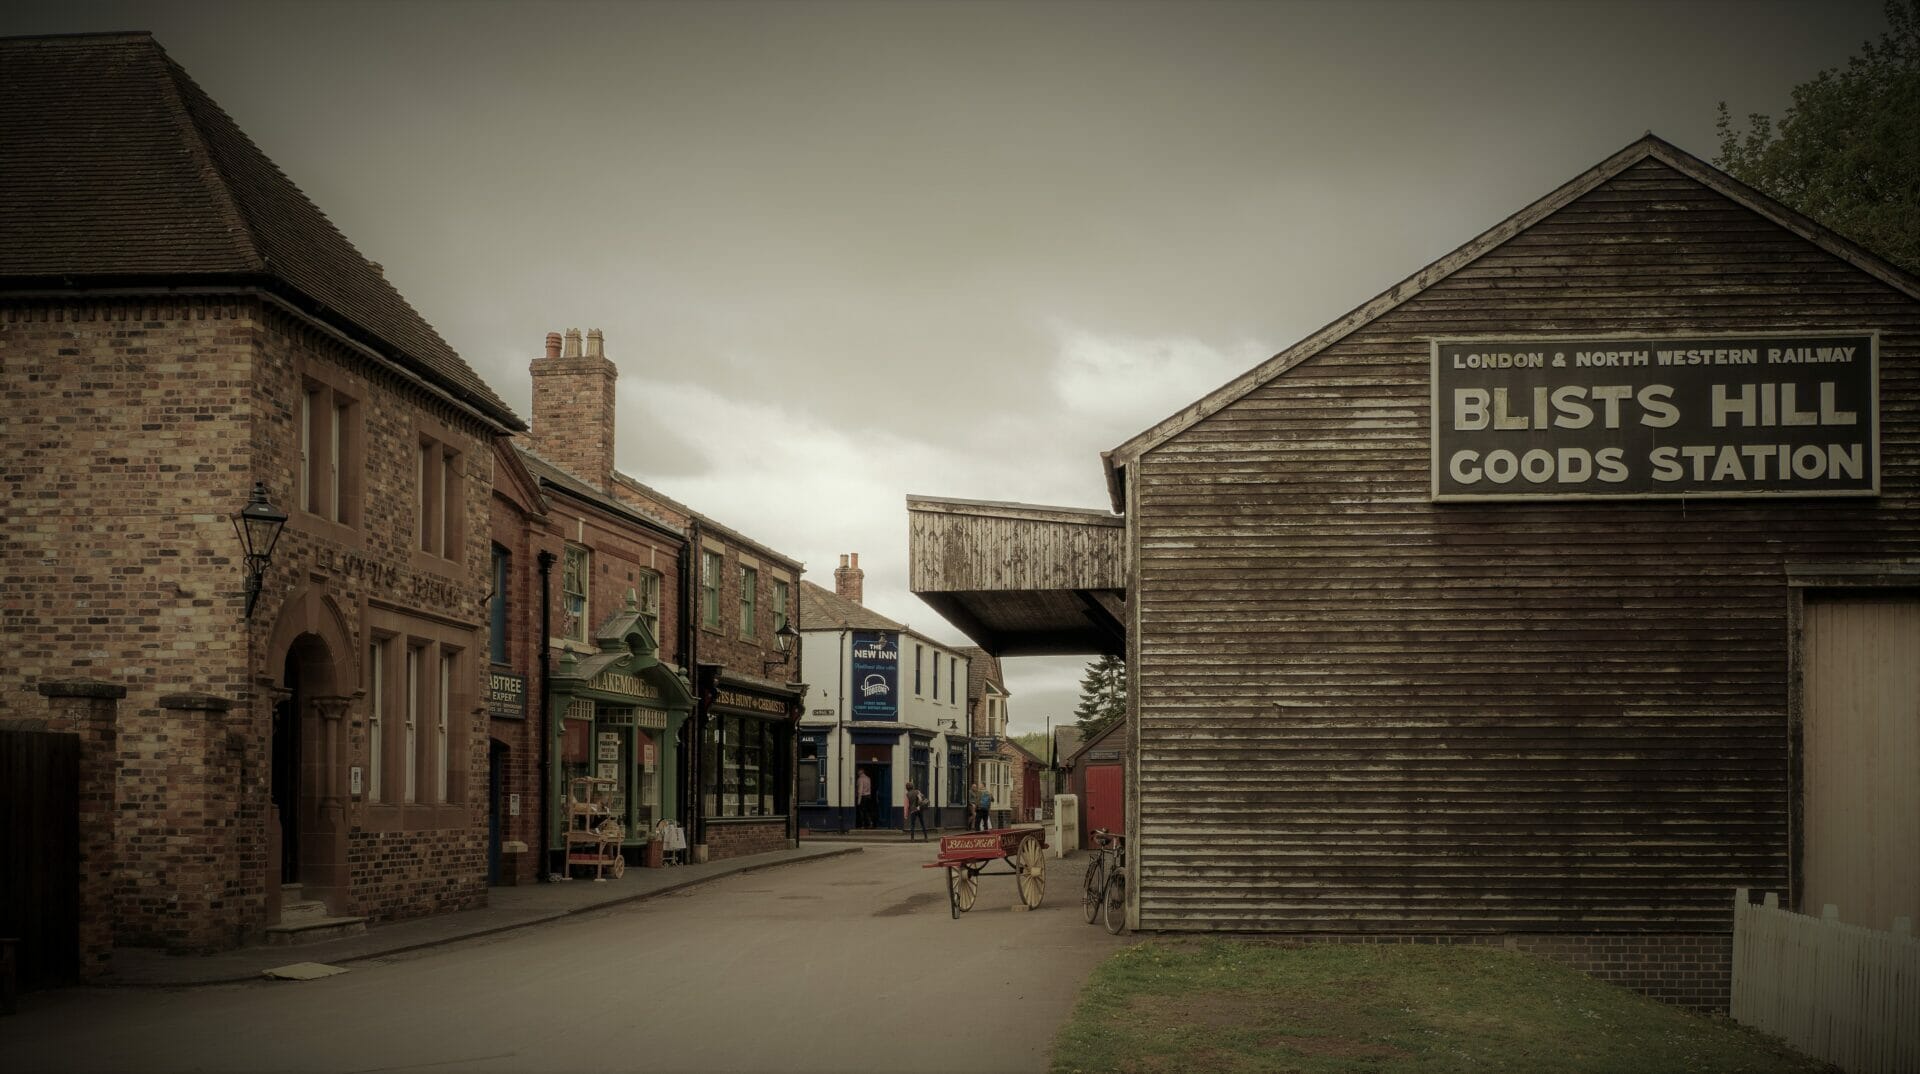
[272,632,350,918]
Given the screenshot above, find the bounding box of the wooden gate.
[0,729,80,990]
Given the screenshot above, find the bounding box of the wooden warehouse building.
[910,134,1919,1010]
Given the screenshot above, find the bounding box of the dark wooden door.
[0,730,80,990]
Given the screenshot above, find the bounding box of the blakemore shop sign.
[1431,333,1877,501]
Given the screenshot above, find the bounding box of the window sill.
[290,511,363,551]
[410,549,467,579]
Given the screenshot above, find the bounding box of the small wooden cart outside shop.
[565,776,626,880]
[924,826,1047,918]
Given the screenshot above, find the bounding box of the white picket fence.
[1731,889,1920,1074]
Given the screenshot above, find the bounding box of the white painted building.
[795,556,972,831]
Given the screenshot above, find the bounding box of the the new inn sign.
[1431,333,1877,501]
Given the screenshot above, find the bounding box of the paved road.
[1,844,1129,1073]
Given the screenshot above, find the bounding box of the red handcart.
[923,826,1048,918]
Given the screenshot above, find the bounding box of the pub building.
[911,134,1919,1012]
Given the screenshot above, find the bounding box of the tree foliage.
[1074,654,1127,738]
[1715,0,1920,273]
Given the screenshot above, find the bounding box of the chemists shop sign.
[1431,334,1877,501]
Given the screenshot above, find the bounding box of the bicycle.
[1082,828,1127,934]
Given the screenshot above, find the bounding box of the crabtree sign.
[1431,333,1877,501]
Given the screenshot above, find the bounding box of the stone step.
[279,899,332,923]
[264,915,368,946]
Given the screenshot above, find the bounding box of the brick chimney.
[835,553,864,605]
[530,326,618,487]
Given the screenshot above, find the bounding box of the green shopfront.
[549,595,694,867]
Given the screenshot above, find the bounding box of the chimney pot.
[544,332,562,360]
[586,328,604,358]
[563,328,582,358]
[834,551,865,606]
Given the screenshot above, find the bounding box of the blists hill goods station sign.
[1431,333,1877,501]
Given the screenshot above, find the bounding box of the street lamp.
[761,620,800,676]
[233,481,287,619]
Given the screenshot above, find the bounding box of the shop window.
[561,545,589,644]
[490,544,510,664]
[297,379,360,527]
[948,750,966,806]
[772,579,790,632]
[798,734,826,805]
[416,436,463,561]
[705,714,788,817]
[911,747,930,805]
[701,549,722,629]
[739,565,758,639]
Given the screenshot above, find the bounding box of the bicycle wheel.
[1082,855,1106,924]
[1102,869,1127,935]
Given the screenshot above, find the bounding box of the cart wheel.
[1102,870,1127,935]
[951,864,978,914]
[946,866,962,919]
[1081,856,1105,924]
[1016,834,1046,908]
[609,854,626,879]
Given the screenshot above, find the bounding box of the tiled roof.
[0,32,521,430]
[798,580,904,633]
[518,446,683,537]
[960,646,1003,701]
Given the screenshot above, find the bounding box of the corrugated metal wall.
[1133,159,1920,933]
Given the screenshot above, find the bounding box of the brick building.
[960,647,1013,827]
[508,328,805,863]
[0,33,523,965]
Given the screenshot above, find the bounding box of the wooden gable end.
[1128,156,1920,937]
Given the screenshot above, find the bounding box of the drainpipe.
[688,517,704,850]
[536,549,556,881]
[836,629,847,832]
[677,528,693,835]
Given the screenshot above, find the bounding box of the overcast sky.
[5,0,1888,733]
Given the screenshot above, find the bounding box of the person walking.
[905,781,929,841]
[975,783,993,831]
[855,767,874,829]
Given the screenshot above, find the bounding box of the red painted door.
[1084,764,1124,843]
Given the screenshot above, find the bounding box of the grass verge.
[1050,939,1832,1074]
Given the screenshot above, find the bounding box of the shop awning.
[906,496,1126,657]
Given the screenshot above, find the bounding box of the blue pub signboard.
[849,630,898,721]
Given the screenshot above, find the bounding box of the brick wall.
[705,819,789,860]
[1260,932,1731,1013]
